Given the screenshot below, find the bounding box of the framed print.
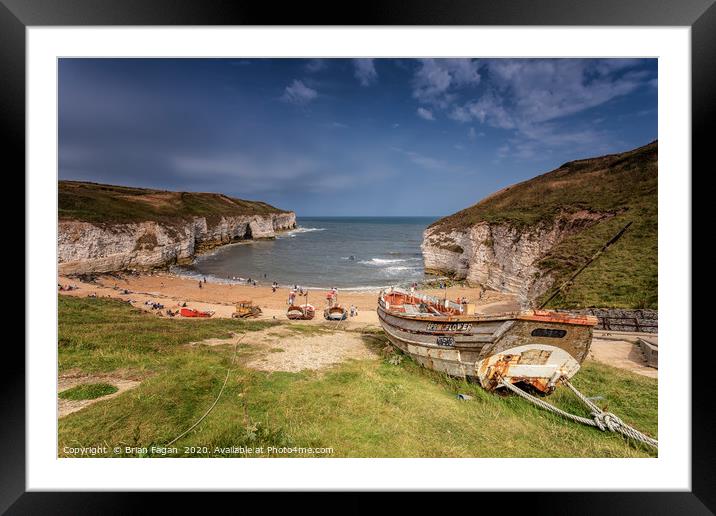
[4,0,712,512]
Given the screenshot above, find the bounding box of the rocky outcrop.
[58,212,296,275]
[422,211,614,303]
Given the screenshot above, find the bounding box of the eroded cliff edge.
[422,141,658,309]
[58,181,296,274]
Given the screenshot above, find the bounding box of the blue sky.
[59,58,657,216]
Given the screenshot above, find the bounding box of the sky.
[58,58,657,217]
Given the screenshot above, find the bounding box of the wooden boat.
[324,305,348,321]
[180,307,214,318]
[287,304,315,320]
[377,287,597,394]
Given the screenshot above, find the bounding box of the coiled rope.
[165,332,246,447]
[500,378,658,450]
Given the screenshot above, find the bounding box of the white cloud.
[391,147,448,171]
[353,59,378,86]
[441,59,654,158]
[468,127,477,140]
[412,58,481,107]
[417,107,434,120]
[305,59,326,73]
[280,79,318,105]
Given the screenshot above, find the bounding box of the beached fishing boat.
[377,287,597,394]
[324,305,348,321]
[287,304,316,320]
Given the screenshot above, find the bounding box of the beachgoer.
[198,281,202,289]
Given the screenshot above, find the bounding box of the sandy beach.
[58,271,522,329]
[58,271,656,376]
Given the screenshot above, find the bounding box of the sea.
[172,217,438,290]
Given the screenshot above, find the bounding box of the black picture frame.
[5,0,710,512]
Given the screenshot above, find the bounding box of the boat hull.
[377,301,594,393]
[287,305,315,320]
[324,307,347,320]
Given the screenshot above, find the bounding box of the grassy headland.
[58,296,657,458]
[59,181,289,225]
[428,141,657,309]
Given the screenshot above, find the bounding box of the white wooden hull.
[377,290,596,393]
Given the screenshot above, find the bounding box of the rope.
[500,378,658,450]
[165,332,246,447]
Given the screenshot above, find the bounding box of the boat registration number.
[426,322,472,332]
[436,336,455,347]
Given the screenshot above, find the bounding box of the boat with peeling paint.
[377,287,597,394]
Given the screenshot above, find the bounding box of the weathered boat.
[377,288,597,394]
[287,304,316,320]
[324,305,348,321]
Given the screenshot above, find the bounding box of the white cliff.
[58,212,296,275]
[421,211,614,303]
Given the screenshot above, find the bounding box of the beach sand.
[57,271,522,329]
[57,272,656,376]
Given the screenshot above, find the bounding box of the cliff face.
[58,212,296,275]
[421,141,658,309]
[422,211,614,303]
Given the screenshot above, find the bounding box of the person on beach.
[198,281,202,289]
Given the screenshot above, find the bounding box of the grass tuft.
[59,383,119,400]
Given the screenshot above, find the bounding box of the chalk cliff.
[422,211,615,302]
[422,141,658,309]
[58,181,296,274]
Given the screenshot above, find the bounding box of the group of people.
[144,300,165,310]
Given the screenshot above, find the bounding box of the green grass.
[59,180,288,225]
[59,383,119,400]
[429,141,657,309]
[58,296,657,458]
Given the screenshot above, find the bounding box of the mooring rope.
[165,332,246,447]
[500,378,658,450]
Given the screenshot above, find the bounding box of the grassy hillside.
[429,141,658,309]
[59,181,289,225]
[58,296,657,458]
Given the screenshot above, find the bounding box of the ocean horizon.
[172,216,439,290]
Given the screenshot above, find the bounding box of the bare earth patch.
[58,373,142,418]
[232,326,378,372]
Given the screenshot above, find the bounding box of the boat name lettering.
[426,322,472,332]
